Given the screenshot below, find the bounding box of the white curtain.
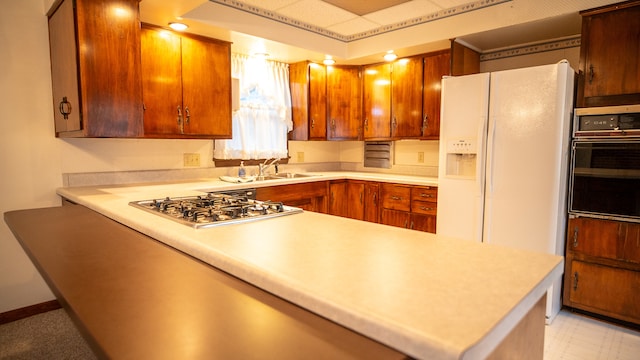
[214,54,292,159]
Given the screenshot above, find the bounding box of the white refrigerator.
[436,61,575,323]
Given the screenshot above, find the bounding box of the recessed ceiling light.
[323,55,336,65]
[168,22,188,31]
[383,50,397,62]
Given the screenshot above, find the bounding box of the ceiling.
[140,0,620,64]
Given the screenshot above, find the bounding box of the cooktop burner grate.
[129,190,302,228]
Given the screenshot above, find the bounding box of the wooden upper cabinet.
[141,25,232,138]
[363,63,392,139]
[422,51,451,139]
[289,61,327,140]
[577,1,640,107]
[391,57,424,139]
[362,57,423,140]
[450,40,480,76]
[326,66,362,140]
[363,52,452,141]
[48,0,143,137]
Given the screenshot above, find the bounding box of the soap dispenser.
[238,161,246,178]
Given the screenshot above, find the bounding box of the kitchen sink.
[266,173,317,179]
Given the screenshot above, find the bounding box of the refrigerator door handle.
[487,117,497,195]
[477,116,488,195]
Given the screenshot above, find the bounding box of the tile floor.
[544,310,640,360]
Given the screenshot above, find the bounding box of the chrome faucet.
[258,158,280,179]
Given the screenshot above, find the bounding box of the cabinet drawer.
[411,200,437,215]
[380,184,410,211]
[568,217,640,264]
[411,187,437,203]
[566,260,640,324]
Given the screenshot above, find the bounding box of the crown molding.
[209,0,513,42]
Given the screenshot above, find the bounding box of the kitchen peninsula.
[6,173,563,359]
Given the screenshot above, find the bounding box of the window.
[214,54,292,160]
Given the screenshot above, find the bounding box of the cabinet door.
[255,182,328,213]
[181,36,232,137]
[289,61,309,140]
[422,51,450,139]
[328,181,348,217]
[363,63,391,139]
[141,27,183,135]
[289,62,326,140]
[309,63,328,140]
[49,0,81,133]
[50,0,143,137]
[623,223,640,264]
[567,217,624,261]
[327,66,362,140]
[380,209,410,229]
[410,213,436,233]
[363,183,380,223]
[346,181,365,220]
[578,4,640,107]
[391,57,423,138]
[567,260,640,324]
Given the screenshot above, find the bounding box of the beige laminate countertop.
[56,172,562,359]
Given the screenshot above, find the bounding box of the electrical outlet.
[297,151,304,162]
[183,153,200,167]
[417,152,425,163]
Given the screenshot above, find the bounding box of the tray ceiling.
[140,0,622,64]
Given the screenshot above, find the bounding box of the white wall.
[1,0,61,313]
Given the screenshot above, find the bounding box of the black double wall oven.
[569,105,640,222]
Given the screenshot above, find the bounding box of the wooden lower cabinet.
[258,180,435,233]
[363,182,380,223]
[563,216,640,325]
[566,260,640,323]
[381,208,410,228]
[330,180,379,222]
[380,183,437,233]
[256,181,328,213]
[328,180,348,217]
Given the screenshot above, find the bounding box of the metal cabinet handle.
[311,118,315,129]
[177,106,184,134]
[185,107,190,124]
[58,97,72,120]
[422,115,428,136]
[364,118,368,131]
[420,193,433,198]
[588,65,594,84]
[573,272,579,291]
[419,206,434,211]
[573,227,579,248]
[372,192,377,205]
[391,196,402,201]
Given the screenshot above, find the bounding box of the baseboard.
[0,300,61,325]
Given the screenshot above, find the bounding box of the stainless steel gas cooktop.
[129,189,302,228]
